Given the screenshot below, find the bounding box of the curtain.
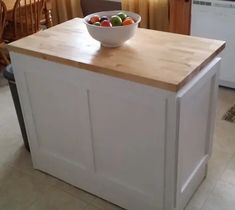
[52,0,83,25]
[122,0,169,31]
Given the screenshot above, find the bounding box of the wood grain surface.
[8,18,225,91]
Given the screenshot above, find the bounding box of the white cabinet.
[11,52,220,210]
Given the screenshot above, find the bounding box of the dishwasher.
[191,0,235,88]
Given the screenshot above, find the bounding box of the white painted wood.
[26,72,95,171]
[175,58,221,210]
[164,95,179,210]
[10,52,221,210]
[207,63,220,158]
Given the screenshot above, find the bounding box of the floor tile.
[0,163,15,186]
[0,138,23,166]
[84,205,100,210]
[6,142,34,172]
[91,198,124,210]
[206,142,234,182]
[220,154,235,186]
[186,179,215,209]
[0,196,32,210]
[214,121,235,154]
[53,180,96,203]
[0,169,50,209]
[26,186,88,210]
[6,146,57,186]
[185,205,201,210]
[202,181,235,210]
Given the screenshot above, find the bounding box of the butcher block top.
[7,18,225,92]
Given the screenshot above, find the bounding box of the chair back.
[13,0,45,39]
[0,0,7,41]
[81,0,121,16]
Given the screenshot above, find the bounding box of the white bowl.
[83,10,141,48]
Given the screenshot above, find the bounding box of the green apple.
[111,15,122,26]
[93,22,101,26]
[117,12,127,21]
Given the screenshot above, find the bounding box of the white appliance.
[191,0,235,88]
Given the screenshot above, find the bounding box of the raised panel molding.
[89,88,167,202]
[24,71,95,171]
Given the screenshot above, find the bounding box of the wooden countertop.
[8,18,225,92]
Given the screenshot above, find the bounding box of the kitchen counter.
[8,18,225,91]
[8,18,225,210]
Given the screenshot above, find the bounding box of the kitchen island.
[8,18,225,210]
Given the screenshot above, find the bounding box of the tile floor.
[0,84,235,210]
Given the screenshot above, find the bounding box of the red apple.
[101,20,112,27]
[90,15,100,24]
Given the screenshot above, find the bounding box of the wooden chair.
[81,0,121,16]
[4,0,46,42]
[0,0,10,65]
[40,0,53,28]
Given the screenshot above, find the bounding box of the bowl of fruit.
[83,11,141,48]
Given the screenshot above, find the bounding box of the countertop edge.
[177,41,226,90]
[7,41,226,92]
[7,44,178,92]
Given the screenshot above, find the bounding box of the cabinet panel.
[176,58,220,209]
[24,71,94,171]
[89,89,166,202]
